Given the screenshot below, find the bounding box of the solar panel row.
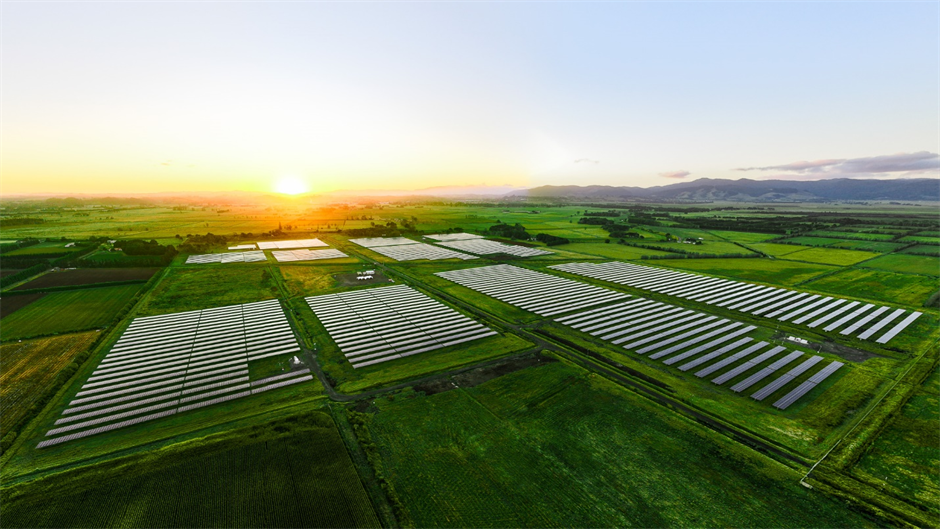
[271,248,349,262]
[185,251,267,264]
[38,300,311,448]
[306,284,497,368]
[425,233,485,241]
[549,261,922,344]
[773,361,844,410]
[436,264,630,316]
[435,239,553,257]
[365,243,478,261]
[256,239,328,250]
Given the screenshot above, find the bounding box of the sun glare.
[274,175,309,195]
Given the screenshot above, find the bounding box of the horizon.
[2,2,938,195]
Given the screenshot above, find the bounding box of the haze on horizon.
[2,2,938,196]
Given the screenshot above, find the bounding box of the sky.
[2,1,938,195]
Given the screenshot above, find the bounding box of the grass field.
[83,250,168,266]
[828,240,906,253]
[554,242,674,259]
[0,293,47,319]
[279,263,380,297]
[782,236,850,247]
[0,285,140,340]
[706,230,779,243]
[803,268,939,307]
[624,240,753,256]
[860,254,940,276]
[3,242,85,257]
[809,230,897,241]
[0,332,98,438]
[12,268,158,291]
[750,242,813,256]
[779,247,881,266]
[635,258,836,285]
[138,266,279,315]
[900,236,940,244]
[360,360,877,527]
[0,412,380,528]
[853,366,940,519]
[901,244,940,257]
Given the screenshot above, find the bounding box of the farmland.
[0,285,141,340]
[358,360,878,527]
[12,268,158,291]
[0,198,937,528]
[0,332,99,438]
[1,412,380,528]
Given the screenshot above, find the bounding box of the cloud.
[574,158,599,164]
[736,152,939,179]
[659,170,690,179]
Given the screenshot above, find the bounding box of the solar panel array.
[435,239,553,258]
[185,251,267,264]
[550,261,922,344]
[773,361,843,410]
[555,298,845,410]
[38,300,312,448]
[367,243,478,261]
[306,285,496,368]
[350,237,420,247]
[425,233,485,241]
[435,264,629,316]
[272,249,349,262]
[228,244,257,250]
[256,239,329,250]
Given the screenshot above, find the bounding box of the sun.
[274,175,309,195]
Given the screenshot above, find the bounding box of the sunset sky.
[2,2,938,195]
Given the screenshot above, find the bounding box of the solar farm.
[306,284,497,368]
[3,200,937,529]
[550,261,923,344]
[37,300,311,448]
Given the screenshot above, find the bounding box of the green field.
[901,244,940,257]
[828,240,906,253]
[138,266,279,315]
[706,230,779,243]
[779,247,880,266]
[3,242,84,257]
[900,235,940,244]
[750,242,813,256]
[803,268,939,307]
[626,240,753,256]
[0,285,140,340]
[359,360,877,527]
[860,254,940,276]
[555,242,674,259]
[809,230,897,241]
[1,412,380,528]
[82,250,167,266]
[783,236,849,247]
[636,258,836,285]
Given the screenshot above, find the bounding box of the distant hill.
[508,178,940,202]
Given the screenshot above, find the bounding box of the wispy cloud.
[659,170,690,179]
[574,158,599,164]
[736,152,939,179]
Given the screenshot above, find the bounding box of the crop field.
[750,242,813,256]
[777,247,880,266]
[138,266,279,315]
[557,242,675,259]
[900,235,940,244]
[0,285,140,340]
[624,240,754,256]
[1,413,380,528]
[83,251,169,266]
[803,269,939,307]
[0,332,99,438]
[626,258,836,286]
[854,366,940,519]
[782,236,852,247]
[828,240,906,253]
[3,242,85,257]
[360,361,877,527]
[12,268,159,291]
[808,230,897,241]
[706,230,779,243]
[861,254,940,276]
[0,293,47,319]
[901,244,940,257]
